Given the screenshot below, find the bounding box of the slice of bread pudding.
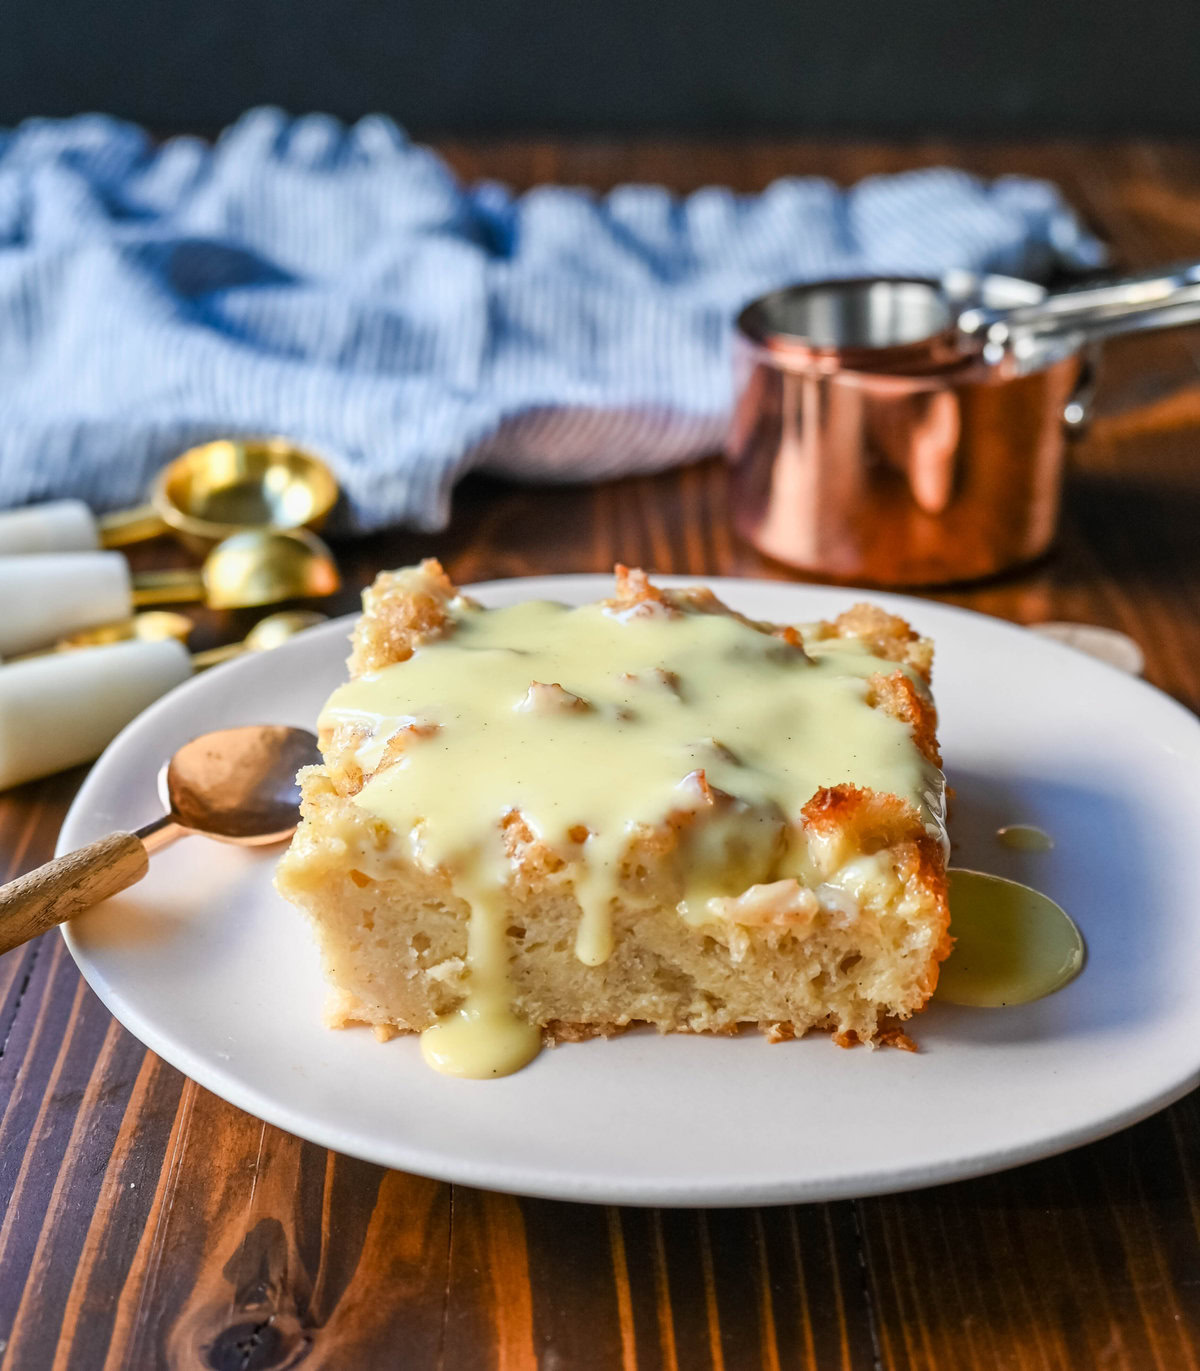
[275,562,950,1077]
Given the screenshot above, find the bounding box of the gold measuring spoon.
[191,611,330,667]
[56,611,196,649]
[0,441,339,556]
[131,528,341,609]
[101,438,340,551]
[0,532,339,657]
[54,609,327,659]
[0,725,320,955]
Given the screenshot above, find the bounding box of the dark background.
[5,0,1199,136]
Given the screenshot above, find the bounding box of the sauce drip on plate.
[936,868,1084,1007]
[995,824,1054,852]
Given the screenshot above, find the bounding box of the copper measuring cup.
[728,263,1200,586]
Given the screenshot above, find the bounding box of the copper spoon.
[0,724,320,956]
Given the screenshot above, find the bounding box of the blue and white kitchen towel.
[0,109,1104,532]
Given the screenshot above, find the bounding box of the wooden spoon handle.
[0,832,149,956]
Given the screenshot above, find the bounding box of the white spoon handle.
[0,500,101,555]
[0,639,192,790]
[0,552,131,655]
[0,831,148,955]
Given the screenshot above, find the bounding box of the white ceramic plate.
[60,576,1200,1207]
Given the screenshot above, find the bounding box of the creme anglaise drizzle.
[320,598,947,1077]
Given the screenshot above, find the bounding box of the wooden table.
[4,139,1200,1371]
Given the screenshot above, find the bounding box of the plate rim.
[59,571,1200,1206]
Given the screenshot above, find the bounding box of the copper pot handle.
[1063,354,1099,437]
[961,261,1200,353]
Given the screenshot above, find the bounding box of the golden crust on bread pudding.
[277,560,950,1052]
[345,558,465,676]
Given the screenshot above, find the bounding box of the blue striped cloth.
[0,109,1104,532]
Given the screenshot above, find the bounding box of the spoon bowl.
[130,528,342,610]
[163,724,321,844]
[0,723,321,954]
[47,609,328,667]
[242,609,328,653]
[189,610,330,670]
[99,438,340,552]
[202,528,341,609]
[58,610,196,650]
[155,438,340,551]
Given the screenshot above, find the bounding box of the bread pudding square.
[275,560,950,1076]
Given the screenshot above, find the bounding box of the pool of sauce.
[935,868,1084,1007]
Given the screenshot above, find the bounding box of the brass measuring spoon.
[102,438,340,551]
[0,531,338,659]
[131,528,341,608]
[0,724,320,955]
[55,611,195,649]
[0,440,340,556]
[55,609,328,660]
[189,611,330,667]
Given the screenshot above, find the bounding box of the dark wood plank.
[2,138,1200,1371]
